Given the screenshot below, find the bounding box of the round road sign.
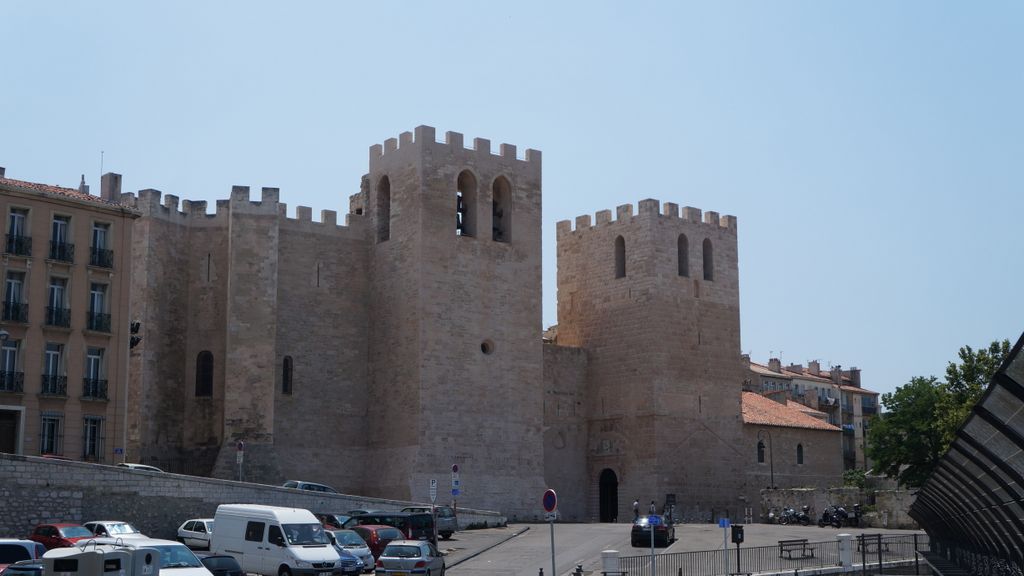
[542,489,558,513]
[452,464,459,473]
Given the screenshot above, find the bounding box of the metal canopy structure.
[910,332,1024,575]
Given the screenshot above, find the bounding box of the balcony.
[89,246,114,269]
[82,378,108,400]
[862,405,877,416]
[86,311,111,333]
[40,375,67,396]
[45,306,71,328]
[5,234,31,257]
[0,371,24,393]
[49,241,75,263]
[2,301,28,323]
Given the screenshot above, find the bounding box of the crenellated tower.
[555,200,746,521]
[363,126,546,516]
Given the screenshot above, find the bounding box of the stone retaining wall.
[0,453,505,538]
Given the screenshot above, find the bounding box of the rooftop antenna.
[100,150,104,176]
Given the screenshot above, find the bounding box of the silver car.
[328,530,373,574]
[374,540,444,575]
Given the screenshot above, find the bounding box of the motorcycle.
[818,505,848,528]
[779,506,811,526]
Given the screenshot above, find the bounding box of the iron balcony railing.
[619,534,929,576]
[0,371,25,393]
[5,234,32,257]
[40,374,67,396]
[87,311,111,333]
[49,240,75,263]
[861,405,877,416]
[45,306,71,327]
[82,378,108,400]
[2,301,28,323]
[90,246,114,268]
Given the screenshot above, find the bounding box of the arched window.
[702,238,714,281]
[456,170,477,237]
[376,176,391,243]
[492,176,511,242]
[282,356,293,395]
[678,234,689,277]
[614,236,626,278]
[797,443,804,465]
[195,351,213,397]
[757,440,765,463]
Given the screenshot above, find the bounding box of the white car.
[87,538,213,576]
[83,521,147,539]
[117,462,165,473]
[177,519,214,550]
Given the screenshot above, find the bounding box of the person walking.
[649,500,657,515]
[633,498,640,521]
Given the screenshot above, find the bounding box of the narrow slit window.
[195,351,213,397]
[492,176,511,242]
[376,176,391,243]
[757,440,765,463]
[614,236,626,278]
[678,234,689,277]
[282,356,293,395]
[702,238,714,281]
[456,170,477,237]
[797,443,804,465]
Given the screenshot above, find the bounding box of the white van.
[211,504,340,576]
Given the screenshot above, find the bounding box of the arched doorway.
[599,468,619,523]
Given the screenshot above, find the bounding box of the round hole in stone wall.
[481,340,495,355]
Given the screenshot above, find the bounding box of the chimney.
[78,174,90,195]
[808,360,820,376]
[786,363,804,374]
[845,367,861,388]
[830,365,842,385]
[0,167,6,178]
[101,172,123,202]
[768,358,782,373]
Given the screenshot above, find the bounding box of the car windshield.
[382,545,422,558]
[107,523,141,535]
[283,523,328,545]
[378,528,402,540]
[331,531,366,547]
[206,521,215,531]
[151,545,202,568]
[59,526,94,538]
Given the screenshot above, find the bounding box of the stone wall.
[758,486,918,529]
[542,343,589,521]
[0,454,505,539]
[742,423,844,507]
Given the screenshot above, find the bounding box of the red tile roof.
[0,176,122,208]
[742,392,840,431]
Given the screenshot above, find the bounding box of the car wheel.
[279,567,292,576]
[440,532,452,540]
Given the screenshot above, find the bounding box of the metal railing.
[87,311,111,333]
[619,534,928,576]
[40,374,68,396]
[2,301,28,322]
[49,240,75,262]
[82,378,108,400]
[89,246,114,268]
[45,306,71,327]
[0,371,24,393]
[5,234,31,256]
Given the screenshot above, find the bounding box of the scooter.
[818,505,848,528]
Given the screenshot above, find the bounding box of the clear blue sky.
[3,1,1021,399]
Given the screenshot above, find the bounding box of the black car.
[1,561,44,576]
[198,555,243,576]
[630,515,675,547]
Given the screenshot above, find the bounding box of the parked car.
[210,504,340,576]
[198,554,243,576]
[344,512,435,543]
[326,530,373,573]
[85,538,213,576]
[0,540,45,573]
[630,515,675,547]
[314,513,350,529]
[117,462,165,473]
[334,548,365,576]
[373,540,444,575]
[282,480,338,494]
[28,524,93,550]
[83,521,147,539]
[346,510,385,517]
[177,519,215,550]
[0,560,43,576]
[350,525,403,560]
[400,506,458,540]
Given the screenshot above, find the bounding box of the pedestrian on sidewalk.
[633,498,640,521]
[649,500,656,515]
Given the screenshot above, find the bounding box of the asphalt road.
[443,522,925,576]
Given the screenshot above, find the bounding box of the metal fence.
[619,534,928,576]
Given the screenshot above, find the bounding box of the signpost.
[648,513,661,572]
[429,479,438,543]
[236,441,244,482]
[719,517,730,574]
[451,465,460,513]
[543,489,557,576]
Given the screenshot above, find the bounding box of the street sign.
[718,517,730,528]
[544,512,557,521]
[113,447,124,455]
[430,479,437,503]
[236,451,243,464]
[451,488,460,496]
[542,489,558,513]
[648,515,661,526]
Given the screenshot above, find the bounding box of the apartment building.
[0,169,137,463]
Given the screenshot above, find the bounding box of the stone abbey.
[101,127,824,520]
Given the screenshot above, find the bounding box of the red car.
[27,524,93,550]
[350,525,403,559]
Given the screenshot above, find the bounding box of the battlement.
[555,199,737,237]
[369,125,541,165]
[121,186,366,234]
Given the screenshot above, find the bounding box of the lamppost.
[757,428,775,489]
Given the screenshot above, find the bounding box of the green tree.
[936,340,1011,446]
[867,376,944,487]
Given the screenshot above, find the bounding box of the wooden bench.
[778,538,816,559]
[856,535,891,553]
